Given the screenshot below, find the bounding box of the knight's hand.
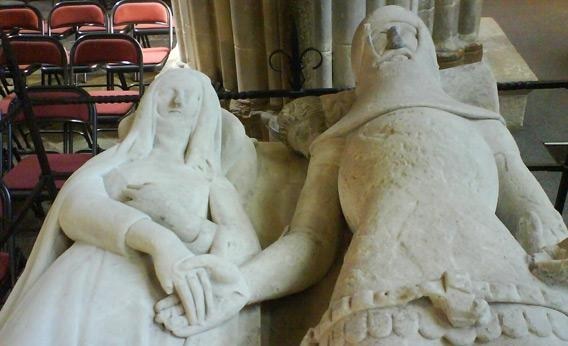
[517,210,568,254]
[154,255,249,337]
[530,238,568,285]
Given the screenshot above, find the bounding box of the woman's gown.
[0,161,247,346]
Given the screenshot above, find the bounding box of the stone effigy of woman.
[288,6,568,345]
[0,67,268,345]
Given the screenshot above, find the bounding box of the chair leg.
[83,123,93,149]
[68,124,74,154]
[11,134,24,152]
[0,76,10,96]
[7,236,16,286]
[16,126,31,149]
[31,201,45,219]
[63,123,70,153]
[118,73,128,90]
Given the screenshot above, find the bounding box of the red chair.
[0,6,45,95]
[0,4,44,35]
[3,86,97,195]
[70,33,144,126]
[0,36,69,117]
[0,89,94,294]
[110,0,173,72]
[48,1,108,40]
[0,35,95,291]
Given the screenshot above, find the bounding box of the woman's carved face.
[156,74,201,121]
[152,73,204,151]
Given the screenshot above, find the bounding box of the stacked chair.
[0,35,68,98]
[0,4,45,36]
[0,33,98,302]
[3,85,98,172]
[0,0,154,295]
[69,33,144,127]
[111,0,173,73]
[48,1,108,40]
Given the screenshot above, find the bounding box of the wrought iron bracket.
[268,23,323,91]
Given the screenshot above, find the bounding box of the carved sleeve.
[476,120,568,252]
[208,178,261,266]
[58,176,151,256]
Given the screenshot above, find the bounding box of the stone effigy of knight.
[277,6,568,345]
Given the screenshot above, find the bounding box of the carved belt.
[302,271,568,345]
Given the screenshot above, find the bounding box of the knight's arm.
[240,139,344,303]
[207,178,261,265]
[476,120,568,253]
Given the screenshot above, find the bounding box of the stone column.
[366,0,387,15]
[388,0,419,12]
[170,0,197,68]
[231,0,268,92]
[263,0,283,106]
[332,0,365,88]
[293,0,332,89]
[213,0,237,91]
[169,0,186,63]
[187,0,220,80]
[433,0,464,66]
[459,0,483,52]
[418,0,435,33]
[312,0,332,88]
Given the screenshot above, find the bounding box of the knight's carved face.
[351,6,439,81]
[365,21,419,66]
